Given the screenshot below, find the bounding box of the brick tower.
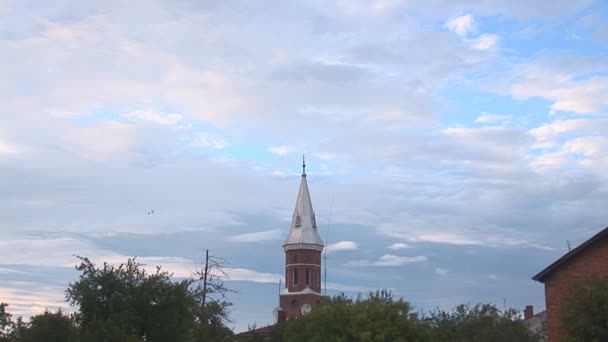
[278,157,324,319]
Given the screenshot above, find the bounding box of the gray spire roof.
[283,168,324,252]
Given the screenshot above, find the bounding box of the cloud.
[528,118,608,149]
[225,268,282,283]
[435,268,448,276]
[508,59,608,114]
[314,152,337,160]
[0,136,19,155]
[326,240,358,253]
[474,113,509,124]
[229,229,282,243]
[345,254,427,267]
[387,243,409,250]
[124,110,183,126]
[444,14,476,36]
[192,132,229,149]
[470,33,499,50]
[62,121,137,161]
[0,281,69,317]
[0,267,29,275]
[488,274,498,280]
[268,145,297,156]
[325,282,375,293]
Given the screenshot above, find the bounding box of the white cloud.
[488,274,498,280]
[124,110,183,126]
[225,268,282,283]
[62,121,137,161]
[229,229,282,243]
[0,136,19,155]
[325,282,375,293]
[509,62,608,114]
[268,145,297,156]
[0,267,29,275]
[444,14,476,36]
[345,254,427,267]
[388,242,409,250]
[0,281,69,317]
[435,267,448,276]
[470,33,499,50]
[272,170,286,177]
[474,113,509,124]
[192,132,229,149]
[314,152,337,160]
[409,233,484,246]
[326,240,358,253]
[0,236,122,267]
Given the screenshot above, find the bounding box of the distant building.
[236,158,324,339]
[522,305,546,341]
[277,157,325,319]
[532,226,608,342]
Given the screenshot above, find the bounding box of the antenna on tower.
[324,194,334,296]
[278,278,282,305]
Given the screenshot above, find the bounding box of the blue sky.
[1,0,608,332]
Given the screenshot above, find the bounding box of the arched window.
[293,268,298,285]
[305,268,310,286]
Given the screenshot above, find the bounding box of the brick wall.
[544,237,608,342]
[285,249,322,293]
[279,292,323,318]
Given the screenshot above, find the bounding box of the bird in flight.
[148,209,155,215]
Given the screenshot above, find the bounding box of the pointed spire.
[283,158,324,251]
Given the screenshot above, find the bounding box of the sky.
[1,0,608,333]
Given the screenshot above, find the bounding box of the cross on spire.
[302,154,306,177]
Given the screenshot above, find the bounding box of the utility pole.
[202,248,209,308]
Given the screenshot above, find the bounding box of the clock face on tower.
[300,303,312,316]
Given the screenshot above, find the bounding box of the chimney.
[524,305,534,319]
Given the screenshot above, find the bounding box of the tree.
[561,275,608,341]
[275,290,431,342]
[66,255,234,342]
[192,249,236,341]
[18,310,77,342]
[0,303,14,342]
[427,303,539,342]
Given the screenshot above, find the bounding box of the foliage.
[561,275,608,342]
[274,290,430,342]
[269,293,540,342]
[1,255,235,342]
[427,303,540,342]
[0,303,14,342]
[65,255,234,342]
[17,310,77,342]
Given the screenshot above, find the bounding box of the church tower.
[278,157,324,319]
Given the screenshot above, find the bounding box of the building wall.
[279,292,323,318]
[285,249,322,293]
[543,238,608,342]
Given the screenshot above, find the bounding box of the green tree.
[18,310,77,342]
[0,303,14,342]
[276,290,430,342]
[427,303,539,342]
[561,275,608,342]
[66,256,233,342]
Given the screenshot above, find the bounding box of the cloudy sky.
[1,0,608,332]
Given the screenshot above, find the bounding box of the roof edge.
[532,226,608,282]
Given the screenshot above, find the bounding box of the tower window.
[305,268,310,286]
[293,268,298,285]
